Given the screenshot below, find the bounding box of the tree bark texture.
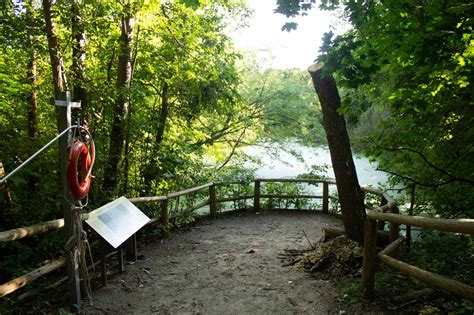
[42,0,64,96]
[103,1,134,195]
[308,63,366,244]
[26,1,39,140]
[143,81,169,189]
[71,1,88,123]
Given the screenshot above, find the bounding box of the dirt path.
[82,210,361,314]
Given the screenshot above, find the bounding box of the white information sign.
[85,196,150,248]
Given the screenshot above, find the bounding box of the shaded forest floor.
[80,210,385,314]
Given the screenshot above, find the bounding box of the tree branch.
[376,167,455,188]
[384,146,474,185]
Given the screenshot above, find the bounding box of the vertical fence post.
[322,182,329,214]
[378,196,387,230]
[361,218,377,297]
[209,183,217,219]
[161,198,169,226]
[118,246,124,273]
[126,234,137,262]
[254,180,260,212]
[389,205,400,257]
[406,184,416,248]
[100,239,107,287]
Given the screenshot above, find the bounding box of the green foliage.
[277,0,474,219]
[405,231,474,286]
[238,59,326,145]
[0,0,254,299]
[336,234,474,313]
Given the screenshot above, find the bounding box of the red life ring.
[66,141,93,200]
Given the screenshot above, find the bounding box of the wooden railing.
[361,188,474,300]
[3,177,472,303]
[0,178,341,299]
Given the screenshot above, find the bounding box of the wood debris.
[298,236,361,276]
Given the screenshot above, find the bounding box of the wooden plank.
[361,186,384,196]
[259,194,322,199]
[217,195,253,203]
[254,180,260,212]
[167,182,213,199]
[361,219,378,297]
[379,236,405,257]
[125,234,137,262]
[0,214,89,243]
[128,195,167,203]
[0,258,66,297]
[373,203,396,214]
[209,184,217,219]
[181,199,210,214]
[378,196,388,230]
[389,206,400,256]
[368,212,474,235]
[118,246,124,273]
[379,254,474,300]
[382,192,395,205]
[0,219,65,243]
[322,182,329,214]
[145,217,160,226]
[257,178,335,184]
[161,199,169,226]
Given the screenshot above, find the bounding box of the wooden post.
[161,199,169,226]
[361,218,378,297]
[100,239,107,287]
[378,196,387,230]
[389,206,400,257]
[54,91,82,312]
[406,184,416,248]
[118,246,124,273]
[209,184,217,219]
[126,234,137,262]
[254,180,260,212]
[322,182,329,213]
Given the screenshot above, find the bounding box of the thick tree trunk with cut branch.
[103,1,134,195]
[308,62,366,244]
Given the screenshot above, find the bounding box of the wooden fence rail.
[0,178,342,299]
[362,204,474,300]
[0,178,400,302]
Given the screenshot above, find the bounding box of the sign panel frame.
[85,196,150,248]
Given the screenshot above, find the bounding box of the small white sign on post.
[86,196,150,248]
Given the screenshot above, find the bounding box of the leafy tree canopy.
[276,0,474,218]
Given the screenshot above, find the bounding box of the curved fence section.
[361,195,474,300]
[2,178,473,303]
[0,178,340,298]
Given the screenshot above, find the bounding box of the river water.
[244,142,388,187]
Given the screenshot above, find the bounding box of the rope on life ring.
[66,140,94,200]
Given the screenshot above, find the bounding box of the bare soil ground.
[81,210,376,314]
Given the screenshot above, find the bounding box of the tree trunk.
[143,81,169,189]
[103,1,134,195]
[42,0,64,96]
[71,1,88,124]
[26,1,39,140]
[308,62,366,244]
